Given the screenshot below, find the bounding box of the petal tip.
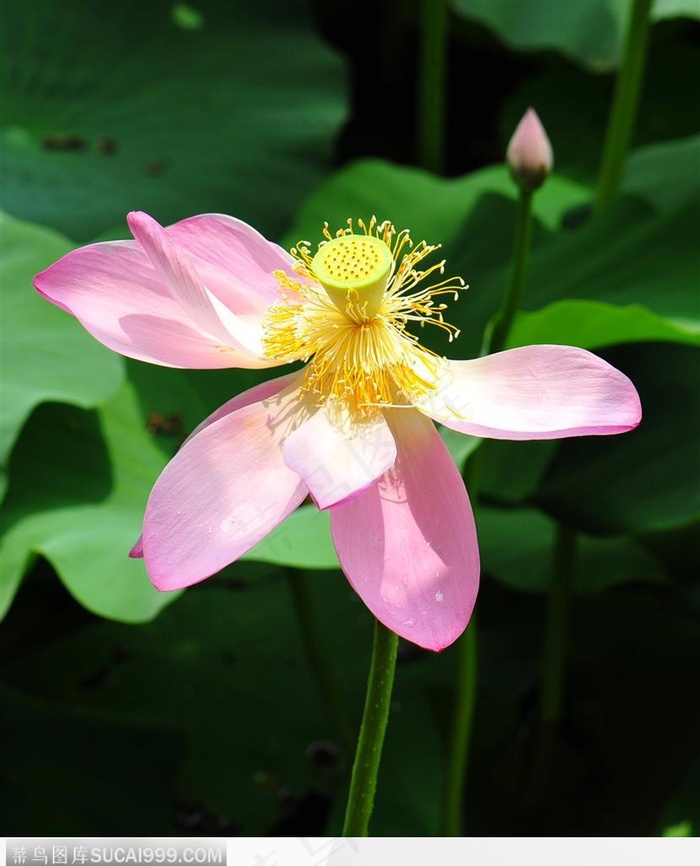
[128,536,144,559]
[127,210,160,238]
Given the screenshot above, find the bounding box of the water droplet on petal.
[402,618,415,627]
[435,590,444,603]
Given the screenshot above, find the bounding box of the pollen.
[261,218,466,416]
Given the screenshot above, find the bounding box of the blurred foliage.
[455,0,700,70]
[1,0,699,838]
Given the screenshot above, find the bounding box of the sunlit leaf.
[244,507,338,570]
[0,212,123,502]
[508,300,698,352]
[0,391,176,622]
[286,159,590,251]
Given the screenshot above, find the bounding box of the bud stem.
[595,0,654,210]
[487,188,533,355]
[417,0,449,174]
[443,184,533,834]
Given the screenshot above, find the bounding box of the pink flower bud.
[506,108,553,192]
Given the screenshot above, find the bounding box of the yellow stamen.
[262,218,466,416]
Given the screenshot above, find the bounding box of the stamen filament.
[262,219,466,415]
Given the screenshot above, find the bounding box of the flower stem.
[342,619,399,836]
[488,188,533,355]
[595,0,654,210]
[525,522,576,807]
[286,568,355,758]
[417,0,449,174]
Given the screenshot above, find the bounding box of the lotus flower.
[35,212,641,650]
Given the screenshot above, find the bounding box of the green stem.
[488,189,533,355]
[525,523,576,807]
[595,0,654,210]
[342,619,399,836]
[287,568,355,758]
[443,616,478,835]
[417,0,449,173]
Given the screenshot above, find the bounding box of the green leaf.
[536,343,700,535]
[0,570,458,835]
[478,505,668,594]
[662,821,693,837]
[0,212,124,501]
[508,300,698,351]
[0,580,352,834]
[623,134,700,213]
[0,683,182,834]
[439,427,482,471]
[455,0,625,70]
[243,507,338,570]
[285,158,591,249]
[0,0,346,241]
[479,439,558,505]
[653,0,700,22]
[506,197,700,351]
[454,0,700,71]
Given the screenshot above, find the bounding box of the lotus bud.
[506,108,553,192]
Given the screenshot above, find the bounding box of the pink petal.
[283,404,397,509]
[34,220,282,370]
[166,213,299,315]
[127,211,233,344]
[128,371,303,559]
[416,345,642,440]
[331,409,479,651]
[142,378,308,589]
